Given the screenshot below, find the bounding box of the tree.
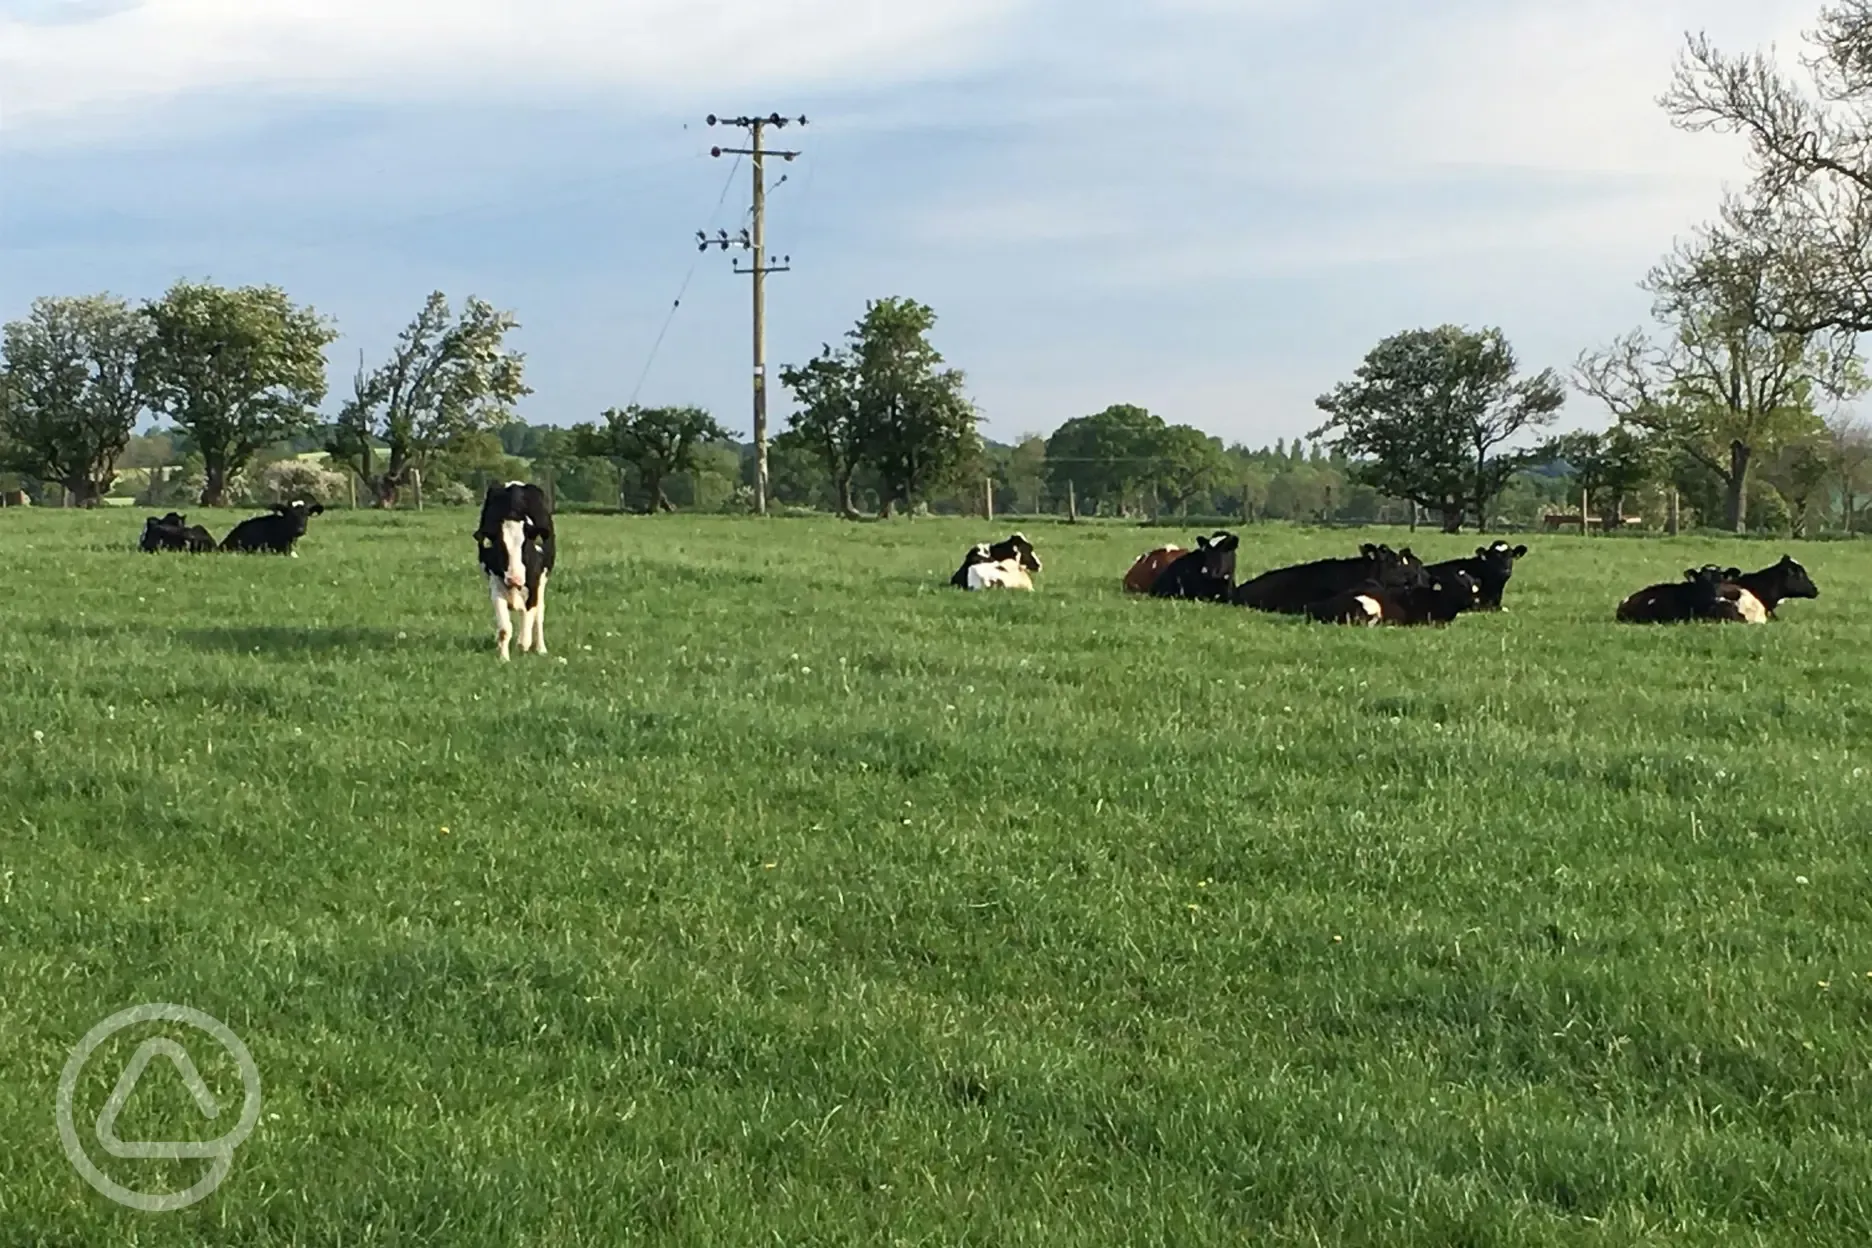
[1152,424,1232,513]
[1043,404,1168,516]
[137,280,335,505]
[1662,4,1872,338]
[570,404,732,513]
[1763,433,1835,535]
[1827,411,1872,531]
[1311,324,1565,532]
[779,297,980,518]
[329,292,528,507]
[1574,233,1861,531]
[1540,426,1662,530]
[848,297,980,515]
[778,349,866,518]
[0,294,151,506]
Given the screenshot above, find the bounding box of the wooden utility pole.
[701,112,806,517]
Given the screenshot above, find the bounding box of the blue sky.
[0,0,1817,448]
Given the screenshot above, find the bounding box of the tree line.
[11,3,1872,539]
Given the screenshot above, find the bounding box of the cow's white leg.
[531,574,548,655]
[489,575,513,660]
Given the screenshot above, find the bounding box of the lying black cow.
[1424,540,1527,611]
[1722,554,1819,622]
[139,511,216,553]
[950,532,1041,590]
[1148,531,1239,602]
[220,501,324,555]
[1304,567,1481,626]
[1615,564,1750,624]
[1231,543,1428,613]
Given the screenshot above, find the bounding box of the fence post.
[1668,488,1680,536]
[984,476,993,521]
[413,469,423,510]
[1067,479,1078,523]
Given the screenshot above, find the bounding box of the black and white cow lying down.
[220,501,324,554]
[1148,531,1239,602]
[1230,543,1429,613]
[1304,567,1481,626]
[140,511,216,553]
[1615,556,1819,624]
[950,533,1041,591]
[1423,540,1527,611]
[475,481,556,659]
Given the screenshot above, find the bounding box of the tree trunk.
[1439,504,1464,533]
[1725,440,1751,533]
[373,477,400,508]
[1845,485,1857,534]
[62,476,102,508]
[200,459,229,507]
[837,471,862,520]
[1607,491,1625,532]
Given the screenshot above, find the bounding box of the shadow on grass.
[175,625,464,657]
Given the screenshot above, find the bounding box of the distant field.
[2,509,1869,1246]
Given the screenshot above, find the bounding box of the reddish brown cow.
[1123,546,1185,593]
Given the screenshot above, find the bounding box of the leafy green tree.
[1312,324,1565,532]
[137,280,335,505]
[778,349,866,518]
[1043,403,1167,515]
[571,404,732,513]
[1574,232,1863,531]
[780,297,979,517]
[0,294,152,506]
[848,297,979,515]
[330,292,529,507]
[1151,424,1231,513]
[1540,426,1662,531]
[1827,412,1872,532]
[1763,433,1835,535]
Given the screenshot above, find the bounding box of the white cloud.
[0,0,1025,139]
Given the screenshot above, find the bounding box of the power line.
[627,153,743,408]
[698,111,806,517]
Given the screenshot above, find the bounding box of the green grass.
[2,509,1870,1245]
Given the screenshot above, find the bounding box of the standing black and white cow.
[220,501,323,554]
[475,481,556,660]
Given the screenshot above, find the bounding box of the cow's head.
[990,532,1041,573]
[268,500,324,536]
[1426,568,1482,618]
[1192,531,1239,582]
[1476,540,1528,575]
[1771,553,1819,599]
[1375,544,1430,588]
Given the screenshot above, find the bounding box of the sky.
[0,0,1825,449]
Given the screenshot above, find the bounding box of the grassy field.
[1,507,1869,1245]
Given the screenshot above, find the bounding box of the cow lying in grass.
[951,533,1041,591]
[139,512,216,553]
[1231,543,1428,613]
[1123,544,1186,593]
[1304,568,1481,626]
[1722,554,1820,621]
[1424,540,1527,611]
[220,501,324,555]
[1615,564,1751,624]
[1147,531,1239,602]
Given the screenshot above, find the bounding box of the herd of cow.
[949,530,1822,625]
[129,488,1821,663]
[137,482,556,660]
